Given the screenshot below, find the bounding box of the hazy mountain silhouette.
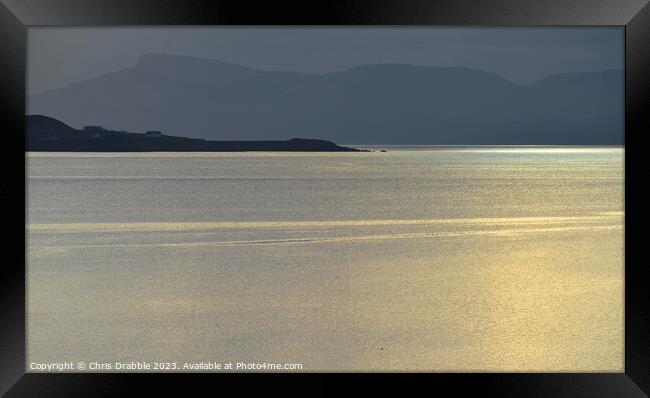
[28,54,624,145]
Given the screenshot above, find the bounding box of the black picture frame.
[1,0,648,396]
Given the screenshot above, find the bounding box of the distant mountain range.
[28,54,624,145]
[26,115,361,152]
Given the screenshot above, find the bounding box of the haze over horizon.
[32,52,624,95]
[28,27,624,145]
[28,27,623,94]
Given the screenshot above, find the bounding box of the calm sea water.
[26,147,624,371]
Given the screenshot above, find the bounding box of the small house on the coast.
[83,125,106,138]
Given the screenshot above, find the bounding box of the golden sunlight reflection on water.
[27,149,623,371]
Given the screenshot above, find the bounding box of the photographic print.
[25,27,624,372]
